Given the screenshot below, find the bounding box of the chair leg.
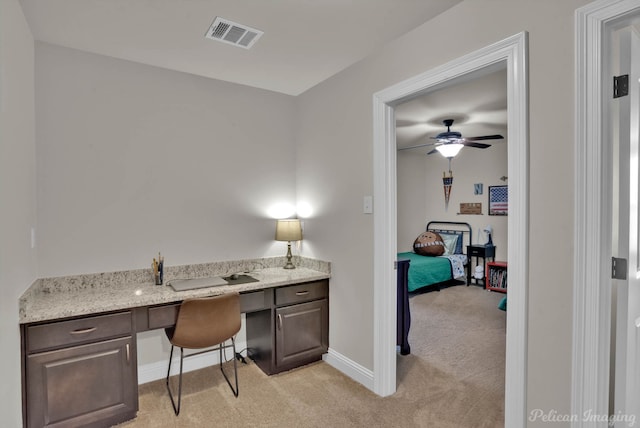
[165,346,184,415]
[219,337,239,397]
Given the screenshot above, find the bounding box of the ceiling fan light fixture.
[435,143,464,158]
[435,132,462,141]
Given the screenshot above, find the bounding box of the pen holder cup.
[152,255,164,285]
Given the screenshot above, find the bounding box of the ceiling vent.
[205,17,263,49]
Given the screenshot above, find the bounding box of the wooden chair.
[165,292,241,415]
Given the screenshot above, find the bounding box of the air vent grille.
[205,17,263,49]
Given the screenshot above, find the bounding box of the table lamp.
[483,225,493,246]
[275,219,303,269]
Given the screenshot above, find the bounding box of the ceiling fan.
[398,119,504,158]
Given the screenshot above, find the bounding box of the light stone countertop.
[19,257,330,324]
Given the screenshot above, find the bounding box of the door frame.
[372,31,529,427]
[573,1,640,426]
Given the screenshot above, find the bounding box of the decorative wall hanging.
[443,170,453,209]
[488,185,508,215]
[474,183,483,195]
[460,202,482,215]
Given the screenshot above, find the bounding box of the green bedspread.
[397,252,453,292]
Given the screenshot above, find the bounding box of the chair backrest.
[170,292,241,349]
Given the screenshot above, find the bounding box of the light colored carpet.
[117,284,506,427]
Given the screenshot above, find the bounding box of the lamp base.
[283,241,296,269]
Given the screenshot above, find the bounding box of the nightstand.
[466,245,495,286]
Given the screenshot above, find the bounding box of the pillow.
[498,296,507,311]
[440,233,460,255]
[413,231,445,256]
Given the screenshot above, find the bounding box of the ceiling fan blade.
[426,148,438,155]
[397,142,436,151]
[465,134,504,141]
[462,142,491,149]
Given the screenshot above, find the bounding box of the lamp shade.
[275,219,302,242]
[435,143,464,158]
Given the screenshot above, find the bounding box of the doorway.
[394,67,508,422]
[573,1,640,423]
[395,67,508,253]
[372,32,528,427]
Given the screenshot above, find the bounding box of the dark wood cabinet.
[275,299,328,369]
[21,277,329,426]
[247,279,329,375]
[24,312,137,428]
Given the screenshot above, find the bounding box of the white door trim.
[372,32,529,427]
[573,1,640,427]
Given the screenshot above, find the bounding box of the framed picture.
[488,185,508,216]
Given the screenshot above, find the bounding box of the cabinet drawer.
[27,312,132,353]
[467,246,485,256]
[145,290,270,331]
[240,290,270,313]
[467,245,495,258]
[275,280,328,306]
[147,304,179,330]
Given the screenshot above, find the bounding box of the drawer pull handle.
[126,343,130,363]
[277,314,283,331]
[69,327,97,335]
[295,291,310,296]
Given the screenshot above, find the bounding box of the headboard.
[426,221,472,255]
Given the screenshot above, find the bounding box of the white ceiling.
[20,0,505,140]
[395,68,508,151]
[20,0,462,96]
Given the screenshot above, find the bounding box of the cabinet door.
[275,299,328,370]
[27,336,137,428]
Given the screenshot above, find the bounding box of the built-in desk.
[19,259,330,428]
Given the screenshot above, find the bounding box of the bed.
[398,221,471,292]
[396,221,472,355]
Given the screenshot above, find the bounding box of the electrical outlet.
[363,196,373,214]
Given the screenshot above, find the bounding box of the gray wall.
[295,0,591,423]
[35,43,297,277]
[0,0,37,425]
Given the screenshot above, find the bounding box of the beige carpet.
[117,285,506,427]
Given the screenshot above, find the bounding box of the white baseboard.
[137,340,247,385]
[323,347,374,392]
[140,343,374,393]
